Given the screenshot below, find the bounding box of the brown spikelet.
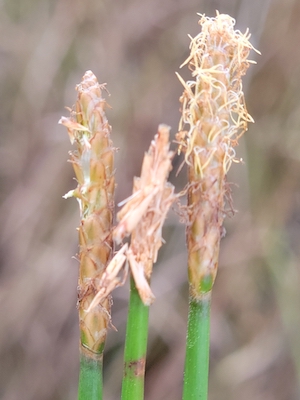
[59,71,121,356]
[113,124,176,305]
[176,12,258,299]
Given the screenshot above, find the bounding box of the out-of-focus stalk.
[176,13,258,400]
[59,71,122,400]
[114,125,176,400]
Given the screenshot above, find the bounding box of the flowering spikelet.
[176,13,258,299]
[59,71,119,356]
[114,125,176,305]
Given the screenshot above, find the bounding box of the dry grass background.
[1,0,300,399]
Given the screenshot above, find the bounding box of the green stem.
[121,276,150,400]
[182,291,211,400]
[78,351,103,400]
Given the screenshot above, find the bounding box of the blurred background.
[1,0,300,399]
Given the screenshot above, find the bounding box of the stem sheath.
[78,351,103,400]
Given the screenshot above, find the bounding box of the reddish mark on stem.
[124,358,146,377]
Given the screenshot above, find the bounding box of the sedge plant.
[176,12,259,400]
[114,125,176,400]
[59,71,126,400]
[59,11,259,400]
